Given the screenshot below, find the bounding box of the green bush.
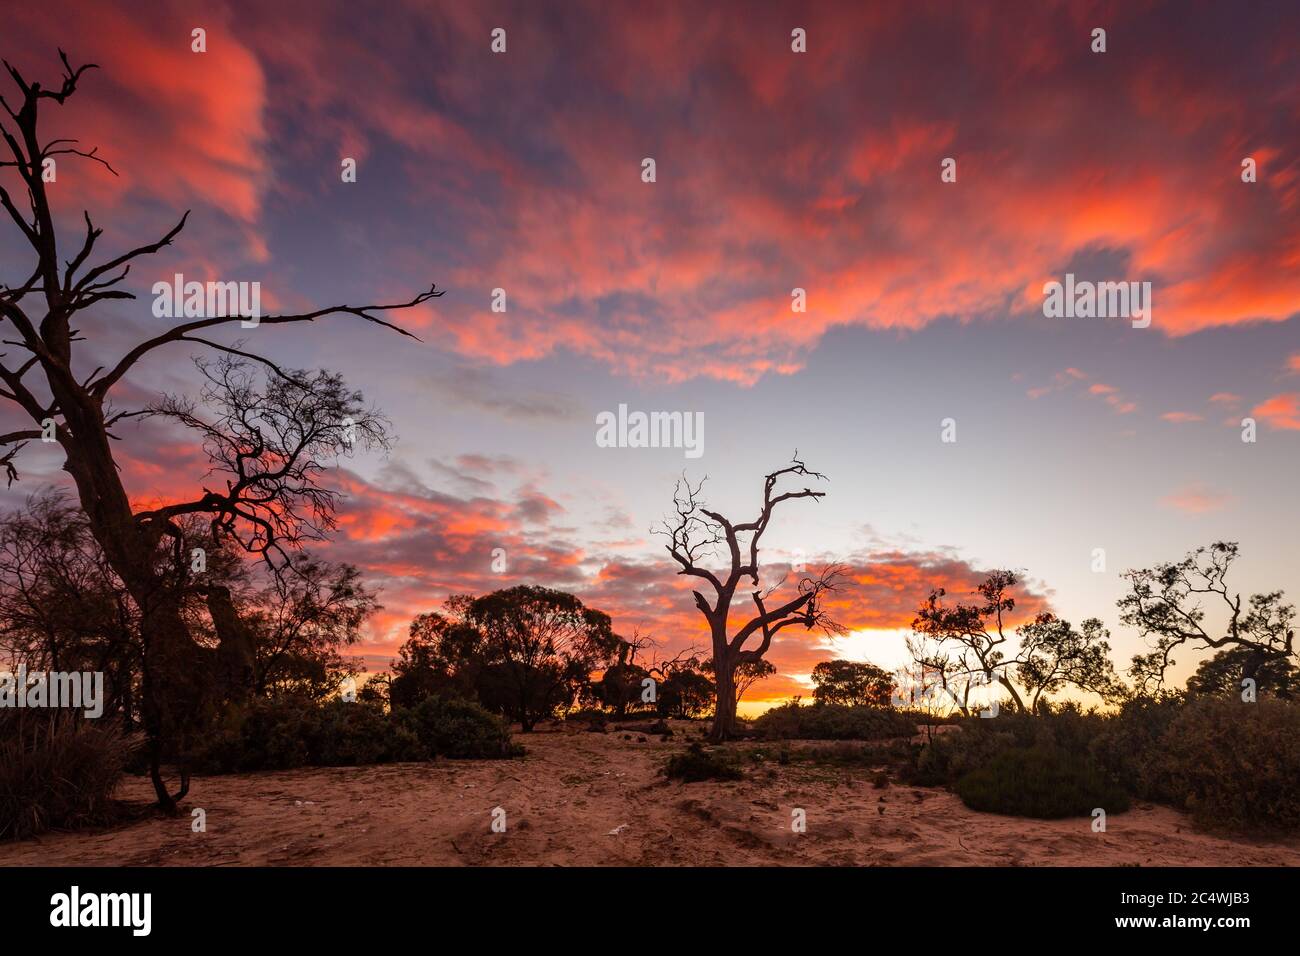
[664,742,743,782]
[955,745,1130,819]
[1087,695,1300,831]
[753,701,921,741]
[1088,696,1185,803]
[306,700,425,766]
[900,697,1300,831]
[1,710,140,840]
[191,695,517,773]
[1156,698,1300,832]
[396,695,521,759]
[192,698,306,773]
[906,706,1112,787]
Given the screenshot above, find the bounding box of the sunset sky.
[3,0,1297,709]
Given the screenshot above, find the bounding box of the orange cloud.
[1160,483,1232,514]
[9,2,1297,386]
[9,7,268,233]
[1252,393,1300,430]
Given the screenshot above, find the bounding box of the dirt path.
[6,728,1298,866]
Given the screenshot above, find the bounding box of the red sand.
[6,725,1298,866]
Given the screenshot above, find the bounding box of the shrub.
[306,700,425,766]
[191,695,516,773]
[0,710,140,840]
[900,697,1300,831]
[906,706,1111,787]
[955,745,1130,819]
[565,707,609,727]
[192,697,314,773]
[664,742,743,782]
[397,695,521,759]
[1089,696,1185,803]
[1156,698,1300,832]
[753,702,921,741]
[1086,694,1300,832]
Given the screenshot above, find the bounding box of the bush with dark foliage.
[954,744,1131,818]
[1,710,140,840]
[664,742,743,782]
[190,695,517,773]
[754,701,922,741]
[397,695,522,759]
[1153,698,1300,832]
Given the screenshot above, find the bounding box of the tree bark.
[709,638,737,741]
[60,423,203,813]
[206,585,256,703]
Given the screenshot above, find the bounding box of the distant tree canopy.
[657,664,715,719]
[393,586,622,730]
[811,659,894,707]
[1015,613,1126,710]
[1186,646,1298,700]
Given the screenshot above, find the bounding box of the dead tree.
[0,51,441,811]
[660,455,847,740]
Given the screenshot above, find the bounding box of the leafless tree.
[0,52,441,810]
[659,455,847,740]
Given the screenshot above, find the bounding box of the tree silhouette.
[1186,646,1298,700]
[660,455,846,740]
[1120,542,1296,695]
[467,585,622,731]
[810,659,894,707]
[0,52,441,810]
[909,573,1124,713]
[1014,613,1124,710]
[909,570,1029,714]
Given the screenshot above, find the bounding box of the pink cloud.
[1252,393,1300,431]
[1160,483,1232,514]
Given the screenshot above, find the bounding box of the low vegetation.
[954,745,1130,819]
[901,697,1300,830]
[189,695,519,774]
[753,701,925,741]
[0,711,140,840]
[664,742,744,782]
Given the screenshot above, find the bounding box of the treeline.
[379,589,777,727]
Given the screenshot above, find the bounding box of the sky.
[2,0,1298,710]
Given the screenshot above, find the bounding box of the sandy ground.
[6,724,1298,866]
